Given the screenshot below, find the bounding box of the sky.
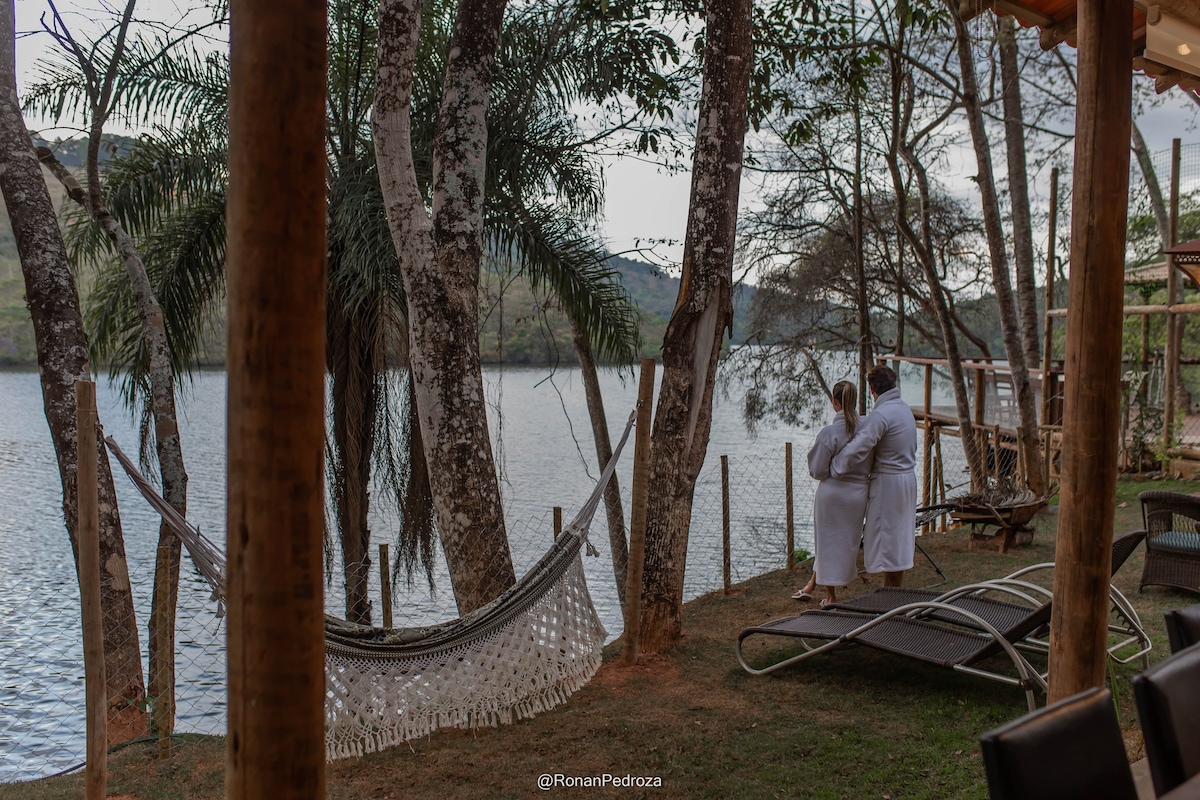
[12,0,1200,279]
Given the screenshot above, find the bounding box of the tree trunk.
[375,0,515,613]
[638,0,752,653]
[39,147,188,731]
[0,0,146,745]
[571,318,628,610]
[326,278,379,624]
[1131,121,1170,251]
[998,16,1040,370]
[951,2,1045,496]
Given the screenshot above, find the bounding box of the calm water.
[0,363,959,780]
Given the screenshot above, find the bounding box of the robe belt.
[870,467,917,475]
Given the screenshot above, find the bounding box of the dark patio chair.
[979,687,1137,800]
[1134,642,1200,797]
[1138,491,1200,595]
[736,598,1050,711]
[825,531,1150,666]
[1164,604,1200,653]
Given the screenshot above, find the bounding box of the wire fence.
[0,435,965,783]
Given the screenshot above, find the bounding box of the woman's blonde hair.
[832,381,858,437]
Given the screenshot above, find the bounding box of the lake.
[0,363,963,780]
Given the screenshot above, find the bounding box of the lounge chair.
[824,530,1151,667]
[979,687,1138,800]
[1164,603,1200,653]
[736,597,1050,711]
[1137,491,1200,595]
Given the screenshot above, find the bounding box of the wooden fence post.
[622,358,655,666]
[1164,139,1182,459]
[154,543,174,759]
[76,380,106,800]
[785,443,794,570]
[722,455,731,594]
[379,544,392,630]
[553,506,563,540]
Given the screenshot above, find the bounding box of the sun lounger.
[824,530,1151,667]
[737,599,1051,711]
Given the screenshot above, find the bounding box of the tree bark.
[998,16,1040,370]
[375,0,515,613]
[39,147,188,730]
[571,319,628,610]
[0,0,146,745]
[638,0,752,653]
[950,2,1045,496]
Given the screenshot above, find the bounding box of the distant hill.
[0,161,753,367]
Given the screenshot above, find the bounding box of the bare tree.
[949,2,1044,494]
[998,16,1040,369]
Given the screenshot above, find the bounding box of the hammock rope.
[105,408,637,759]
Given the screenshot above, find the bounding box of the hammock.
[104,409,634,760]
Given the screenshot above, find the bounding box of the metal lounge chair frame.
[825,531,1152,667]
[736,593,1051,712]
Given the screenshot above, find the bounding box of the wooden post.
[379,544,392,630]
[1042,167,1058,488]
[785,443,794,570]
[922,364,933,532]
[553,507,563,540]
[154,544,175,759]
[226,0,328,794]
[1163,139,1182,457]
[622,358,655,666]
[76,381,106,800]
[1048,0,1132,703]
[722,455,731,594]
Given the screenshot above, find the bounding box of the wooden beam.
[1164,139,1182,455]
[1048,0,1133,703]
[225,0,328,796]
[1039,14,1077,49]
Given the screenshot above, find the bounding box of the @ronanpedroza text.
[537,773,663,790]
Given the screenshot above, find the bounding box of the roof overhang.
[962,0,1200,94]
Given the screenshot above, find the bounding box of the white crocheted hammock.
[105,410,633,760]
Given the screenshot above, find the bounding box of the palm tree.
[31,0,670,620]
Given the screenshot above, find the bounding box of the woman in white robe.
[793,381,869,606]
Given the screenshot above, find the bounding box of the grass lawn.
[3,476,1198,799]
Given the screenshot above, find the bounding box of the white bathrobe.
[808,411,870,587]
[830,387,918,573]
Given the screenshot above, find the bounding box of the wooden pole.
[785,443,794,570]
[722,455,731,594]
[154,544,175,759]
[553,506,563,540]
[1042,167,1058,488]
[226,0,327,794]
[1163,139,1182,456]
[1048,0,1132,703]
[622,358,655,666]
[76,381,106,800]
[379,544,392,630]
[922,364,933,532]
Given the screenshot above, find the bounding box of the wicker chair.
[1138,491,1200,595]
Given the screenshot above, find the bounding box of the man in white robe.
[830,365,917,586]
